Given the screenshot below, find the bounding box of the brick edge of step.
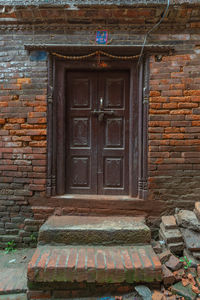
[27,245,162,286]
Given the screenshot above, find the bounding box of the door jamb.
[46,55,149,200]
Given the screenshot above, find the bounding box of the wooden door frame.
[46,54,149,200]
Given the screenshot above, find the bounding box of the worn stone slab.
[158,250,172,264]
[176,210,200,232]
[38,216,150,246]
[167,242,184,254]
[27,245,162,285]
[181,228,200,252]
[162,264,175,287]
[159,224,183,244]
[151,240,163,254]
[194,202,200,221]
[192,251,200,260]
[165,255,183,271]
[183,249,200,268]
[134,286,152,300]
[161,216,178,230]
[171,281,196,300]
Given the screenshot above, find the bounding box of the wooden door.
[66,70,129,195]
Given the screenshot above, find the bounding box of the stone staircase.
[27,216,162,299]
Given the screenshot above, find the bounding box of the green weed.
[180,256,192,270]
[5,240,16,254]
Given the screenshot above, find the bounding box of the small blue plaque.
[96,31,108,45]
[30,51,47,61]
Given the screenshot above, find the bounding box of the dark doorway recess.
[47,57,149,200]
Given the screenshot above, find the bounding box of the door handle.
[91,110,114,115]
[91,109,114,121]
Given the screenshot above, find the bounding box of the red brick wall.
[0,4,200,246]
[0,46,48,247]
[149,51,200,213]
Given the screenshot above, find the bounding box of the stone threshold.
[55,194,141,201]
[38,215,150,246]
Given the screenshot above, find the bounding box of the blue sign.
[30,51,47,61]
[96,31,108,45]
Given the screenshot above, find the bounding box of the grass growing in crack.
[30,233,37,242]
[5,240,16,254]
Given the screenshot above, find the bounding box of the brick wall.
[149,50,200,213]
[0,4,200,247]
[0,31,48,247]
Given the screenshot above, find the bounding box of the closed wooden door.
[66,70,129,195]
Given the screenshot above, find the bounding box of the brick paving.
[0,249,35,298]
[0,268,26,295]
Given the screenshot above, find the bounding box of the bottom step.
[28,245,162,288]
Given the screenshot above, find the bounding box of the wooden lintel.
[24,44,174,56]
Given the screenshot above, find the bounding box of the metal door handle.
[91,110,114,115]
[103,110,114,115]
[91,109,114,121]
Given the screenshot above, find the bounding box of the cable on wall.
[137,0,170,66]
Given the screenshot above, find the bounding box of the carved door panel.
[98,71,129,195]
[66,71,129,195]
[66,71,98,194]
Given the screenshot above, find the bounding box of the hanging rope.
[51,50,140,61]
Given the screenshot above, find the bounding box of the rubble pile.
[109,203,200,299]
[150,201,200,299]
[159,202,200,265]
[159,215,184,254]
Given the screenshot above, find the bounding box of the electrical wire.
[137,0,170,65]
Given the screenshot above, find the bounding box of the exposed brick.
[27,290,51,299]
[0,4,200,246]
[17,78,31,84]
[28,245,162,285]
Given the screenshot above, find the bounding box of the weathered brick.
[0,4,200,247]
[17,78,31,84]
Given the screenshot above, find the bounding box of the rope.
[51,50,140,61]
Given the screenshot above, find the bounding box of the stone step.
[38,216,151,246]
[27,245,162,290]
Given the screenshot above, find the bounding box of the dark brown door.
[66,70,129,195]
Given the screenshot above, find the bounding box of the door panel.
[70,78,91,108]
[98,71,129,195]
[104,157,123,187]
[105,78,124,108]
[66,72,97,194]
[70,157,90,187]
[105,118,124,148]
[71,118,90,147]
[66,70,129,195]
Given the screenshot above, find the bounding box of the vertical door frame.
[47,55,149,199]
